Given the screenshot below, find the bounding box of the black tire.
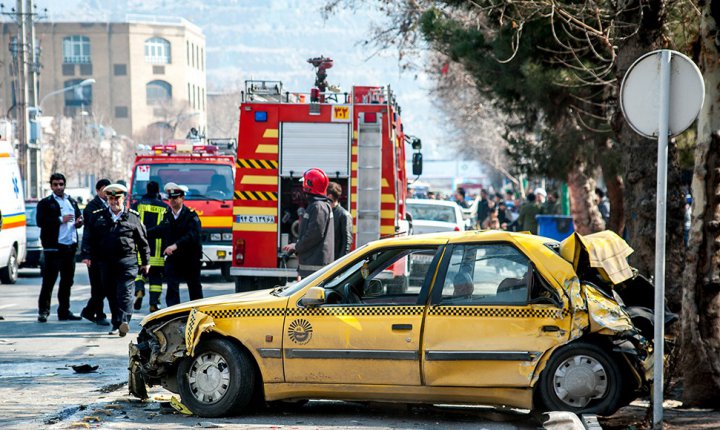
[177,338,256,417]
[0,247,19,284]
[220,264,234,282]
[535,342,624,416]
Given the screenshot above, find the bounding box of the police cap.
[164,182,188,198]
[104,183,128,197]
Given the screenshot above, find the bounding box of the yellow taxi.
[129,229,665,418]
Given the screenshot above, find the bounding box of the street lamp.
[39,78,95,111]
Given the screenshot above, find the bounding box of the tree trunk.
[604,173,625,235]
[681,0,720,406]
[567,162,604,234]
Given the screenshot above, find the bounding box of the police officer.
[131,181,169,313]
[159,182,203,306]
[283,168,334,278]
[80,178,111,326]
[81,183,150,337]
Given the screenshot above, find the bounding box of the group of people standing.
[475,187,562,234]
[36,173,203,337]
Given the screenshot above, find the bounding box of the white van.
[0,140,26,283]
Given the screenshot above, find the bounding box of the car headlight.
[210,233,222,241]
[222,233,233,241]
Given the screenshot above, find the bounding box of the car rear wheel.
[177,338,255,417]
[0,247,19,284]
[535,342,624,416]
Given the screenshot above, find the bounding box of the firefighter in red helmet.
[283,168,335,278]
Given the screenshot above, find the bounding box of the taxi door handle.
[542,325,564,334]
[392,324,413,331]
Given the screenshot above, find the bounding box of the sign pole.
[652,49,671,430]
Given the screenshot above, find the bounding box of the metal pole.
[26,0,40,199]
[15,0,29,197]
[653,49,671,430]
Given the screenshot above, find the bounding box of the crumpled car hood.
[559,230,634,284]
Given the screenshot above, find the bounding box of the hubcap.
[187,352,231,404]
[552,354,608,407]
[9,254,17,280]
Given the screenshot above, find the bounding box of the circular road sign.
[620,49,704,138]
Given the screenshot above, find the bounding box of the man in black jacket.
[80,178,111,326]
[36,173,84,323]
[131,181,169,312]
[159,182,203,306]
[81,183,150,337]
[327,181,352,259]
[283,168,334,278]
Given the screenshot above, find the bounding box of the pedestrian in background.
[542,190,562,215]
[327,181,352,259]
[81,183,150,336]
[454,187,469,208]
[160,182,203,306]
[283,168,334,279]
[80,178,111,326]
[475,189,490,229]
[517,192,541,234]
[36,173,84,323]
[132,181,169,313]
[595,187,610,227]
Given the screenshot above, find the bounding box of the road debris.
[71,364,99,373]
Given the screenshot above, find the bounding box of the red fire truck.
[129,137,237,279]
[231,64,422,291]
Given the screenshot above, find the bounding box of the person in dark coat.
[81,183,150,337]
[80,178,111,326]
[131,181,170,312]
[327,181,352,259]
[475,189,490,229]
[158,182,203,306]
[283,168,334,278]
[36,172,84,323]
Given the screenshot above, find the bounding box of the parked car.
[129,229,672,418]
[406,198,465,233]
[20,201,42,269]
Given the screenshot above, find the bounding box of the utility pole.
[14,0,29,198]
[25,0,41,199]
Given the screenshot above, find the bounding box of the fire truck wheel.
[235,277,253,293]
[221,264,233,282]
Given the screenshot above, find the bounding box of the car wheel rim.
[552,354,608,408]
[9,253,17,280]
[187,352,231,404]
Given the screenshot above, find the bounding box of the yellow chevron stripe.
[241,175,278,185]
[353,130,358,140]
[352,146,358,155]
[382,178,389,187]
[381,194,396,203]
[381,210,395,219]
[256,144,278,154]
[351,178,357,187]
[262,129,278,138]
[233,222,278,232]
[233,207,277,215]
[200,216,233,228]
[351,162,358,170]
[380,226,396,235]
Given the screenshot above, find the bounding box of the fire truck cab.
[129,138,236,278]
[232,79,421,291]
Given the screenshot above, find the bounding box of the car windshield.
[408,203,457,223]
[25,204,37,226]
[131,163,234,201]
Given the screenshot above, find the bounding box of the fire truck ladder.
[356,112,383,247]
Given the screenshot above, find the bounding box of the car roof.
[406,198,460,208]
[371,230,557,247]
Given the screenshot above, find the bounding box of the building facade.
[0,15,207,140]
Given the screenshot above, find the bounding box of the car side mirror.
[412,152,422,176]
[299,286,326,307]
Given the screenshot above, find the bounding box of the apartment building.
[0,15,207,139]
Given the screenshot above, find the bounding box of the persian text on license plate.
[236,215,275,224]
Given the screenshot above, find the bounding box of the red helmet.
[302,168,329,195]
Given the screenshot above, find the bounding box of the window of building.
[62,64,75,76]
[146,80,172,105]
[79,64,93,76]
[186,41,190,66]
[63,79,92,107]
[63,35,91,64]
[200,47,204,70]
[201,88,205,111]
[114,64,127,76]
[153,65,165,75]
[115,106,128,118]
[145,37,171,64]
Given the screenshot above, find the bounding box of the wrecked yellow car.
[129,230,672,417]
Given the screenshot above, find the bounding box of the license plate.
[236,215,275,224]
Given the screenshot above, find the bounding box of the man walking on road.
[81,183,150,336]
[36,173,84,323]
[160,182,204,306]
[131,181,169,312]
[327,181,352,259]
[283,168,334,278]
[80,178,111,326]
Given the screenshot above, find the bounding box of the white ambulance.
[0,140,26,283]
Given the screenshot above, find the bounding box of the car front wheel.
[177,338,255,417]
[0,247,18,284]
[535,342,624,416]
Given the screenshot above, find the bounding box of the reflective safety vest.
[133,197,169,267]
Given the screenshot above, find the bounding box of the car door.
[421,242,570,387]
[283,245,442,385]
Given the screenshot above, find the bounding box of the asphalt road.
[0,264,543,429]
